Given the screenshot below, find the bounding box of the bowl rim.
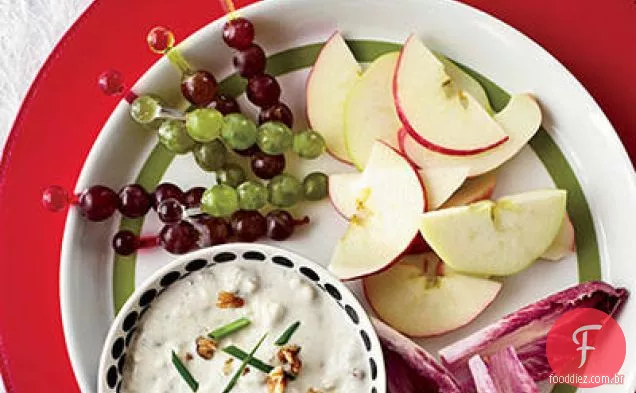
[96,243,386,393]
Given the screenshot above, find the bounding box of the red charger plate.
[0,0,634,391]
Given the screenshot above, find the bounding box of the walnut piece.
[217,291,245,308]
[266,367,287,393]
[185,353,194,361]
[223,358,234,376]
[277,345,302,376]
[195,336,217,360]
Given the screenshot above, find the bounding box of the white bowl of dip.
[97,243,386,393]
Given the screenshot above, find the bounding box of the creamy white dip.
[122,260,369,393]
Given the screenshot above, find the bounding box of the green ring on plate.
[113,43,600,393]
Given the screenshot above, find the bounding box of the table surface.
[0,0,635,392]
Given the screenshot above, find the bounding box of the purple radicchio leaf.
[439,281,628,392]
[372,318,461,393]
[488,346,540,393]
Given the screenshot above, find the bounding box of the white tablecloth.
[0,0,93,390]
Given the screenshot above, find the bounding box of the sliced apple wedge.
[328,141,426,280]
[541,214,575,261]
[419,190,567,276]
[442,171,497,208]
[394,35,508,155]
[364,253,502,337]
[344,52,402,169]
[438,56,493,115]
[399,93,542,177]
[306,32,361,163]
[329,165,467,219]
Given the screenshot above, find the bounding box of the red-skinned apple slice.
[328,141,426,280]
[364,253,502,337]
[329,165,467,220]
[394,35,508,155]
[306,32,361,164]
[442,171,497,208]
[399,93,542,177]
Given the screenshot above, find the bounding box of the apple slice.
[328,141,426,280]
[438,56,493,115]
[394,35,508,155]
[400,93,542,177]
[307,32,361,163]
[329,165,467,219]
[344,52,402,169]
[442,171,497,208]
[419,190,567,276]
[541,214,575,261]
[364,253,502,337]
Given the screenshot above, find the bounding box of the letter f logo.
[572,324,602,368]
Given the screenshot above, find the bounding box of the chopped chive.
[275,321,301,346]
[171,351,199,392]
[223,346,273,374]
[209,317,251,340]
[222,334,267,393]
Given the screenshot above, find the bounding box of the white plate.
[60,0,636,392]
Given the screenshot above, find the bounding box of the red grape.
[259,103,293,128]
[42,185,69,212]
[233,44,266,78]
[246,75,280,108]
[112,230,139,256]
[251,152,285,179]
[152,183,184,209]
[234,144,261,157]
[207,94,240,115]
[266,210,310,241]
[196,216,232,246]
[181,70,218,106]
[160,221,199,254]
[230,210,266,242]
[98,70,124,96]
[157,199,184,223]
[118,184,151,218]
[78,185,119,221]
[222,17,255,49]
[184,187,206,208]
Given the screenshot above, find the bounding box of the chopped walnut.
[277,345,302,376]
[223,358,234,376]
[195,336,217,360]
[352,368,365,379]
[217,291,245,308]
[185,353,194,361]
[266,367,287,393]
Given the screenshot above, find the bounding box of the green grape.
[193,140,227,171]
[268,174,302,208]
[186,108,224,142]
[158,119,196,154]
[130,95,161,124]
[221,113,258,150]
[303,172,328,201]
[257,121,293,155]
[217,163,247,188]
[201,184,239,217]
[293,129,326,159]
[237,181,268,210]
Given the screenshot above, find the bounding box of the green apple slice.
[344,52,402,170]
[419,189,567,276]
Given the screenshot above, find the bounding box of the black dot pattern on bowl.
[299,266,319,281]
[118,354,126,374]
[139,289,157,307]
[243,251,266,260]
[160,271,180,287]
[122,311,138,332]
[111,337,125,359]
[186,258,207,272]
[272,256,294,268]
[324,283,342,300]
[371,388,377,393]
[214,252,237,262]
[369,358,378,380]
[345,304,359,324]
[106,365,117,388]
[117,380,123,393]
[360,330,371,351]
[125,328,137,347]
